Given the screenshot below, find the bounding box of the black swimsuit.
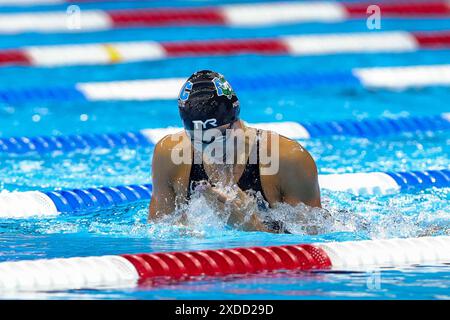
[186,130,289,233]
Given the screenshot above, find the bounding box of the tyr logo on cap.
[192,118,217,129]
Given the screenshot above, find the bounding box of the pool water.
[0,0,449,299]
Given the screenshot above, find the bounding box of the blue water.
[0,0,449,299]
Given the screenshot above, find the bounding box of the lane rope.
[1,31,450,67]
[0,169,449,218]
[0,236,448,291]
[2,64,450,104]
[1,115,449,155]
[0,2,449,33]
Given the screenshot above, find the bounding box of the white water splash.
[145,186,449,240]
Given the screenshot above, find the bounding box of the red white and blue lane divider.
[0,236,448,291]
[1,114,449,155]
[0,169,449,218]
[1,30,450,67]
[2,64,450,104]
[1,1,450,33]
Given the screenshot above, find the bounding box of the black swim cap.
[178,70,240,131]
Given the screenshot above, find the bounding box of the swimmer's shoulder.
[257,128,308,156]
[279,135,319,188]
[152,131,190,171]
[258,128,317,176]
[154,131,186,151]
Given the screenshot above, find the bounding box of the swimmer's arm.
[279,141,321,208]
[148,137,177,221]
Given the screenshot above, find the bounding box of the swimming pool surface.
[0,0,449,299]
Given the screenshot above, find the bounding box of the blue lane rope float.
[0,114,449,155]
[0,86,86,104]
[44,184,153,214]
[0,131,152,154]
[0,169,448,218]
[385,170,450,191]
[230,71,362,91]
[1,64,450,104]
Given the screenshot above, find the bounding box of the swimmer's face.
[186,121,236,146]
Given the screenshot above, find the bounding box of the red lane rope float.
[109,8,226,27]
[414,31,450,47]
[108,2,450,28]
[345,1,450,16]
[0,50,30,66]
[121,244,332,284]
[161,38,289,57]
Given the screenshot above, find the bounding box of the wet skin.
[149,120,321,232]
